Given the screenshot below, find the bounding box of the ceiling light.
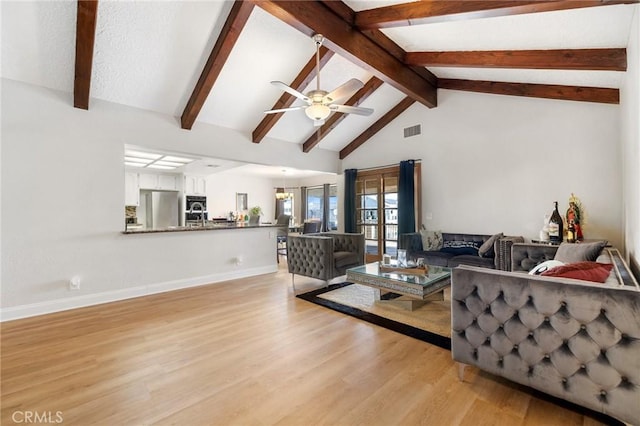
[147,164,176,170]
[125,162,145,167]
[124,156,152,164]
[125,150,162,159]
[305,104,330,121]
[162,155,194,163]
[275,188,293,200]
[154,160,185,167]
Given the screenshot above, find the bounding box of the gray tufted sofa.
[287,232,365,291]
[451,248,640,424]
[399,232,524,270]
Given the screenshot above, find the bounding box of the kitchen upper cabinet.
[125,172,140,206]
[184,175,207,196]
[139,173,178,191]
[158,174,178,190]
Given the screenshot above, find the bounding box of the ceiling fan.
[264,34,374,127]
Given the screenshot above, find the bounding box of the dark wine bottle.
[548,201,564,243]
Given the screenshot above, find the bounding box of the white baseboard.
[0,265,277,322]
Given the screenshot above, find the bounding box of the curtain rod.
[351,159,422,172]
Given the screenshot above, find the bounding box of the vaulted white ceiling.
[2,1,637,155]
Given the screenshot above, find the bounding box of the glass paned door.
[384,174,398,256]
[355,169,412,263]
[356,177,380,261]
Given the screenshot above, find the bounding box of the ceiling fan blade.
[264,105,305,114]
[313,118,325,127]
[329,104,374,116]
[323,78,364,104]
[271,81,310,103]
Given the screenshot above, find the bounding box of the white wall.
[206,171,277,219]
[0,79,339,319]
[621,5,640,274]
[341,89,623,249]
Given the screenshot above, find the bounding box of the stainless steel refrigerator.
[142,190,179,229]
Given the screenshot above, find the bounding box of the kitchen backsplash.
[125,206,137,221]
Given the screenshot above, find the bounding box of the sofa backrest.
[399,232,492,252]
[511,243,560,272]
[442,233,492,245]
[510,244,638,290]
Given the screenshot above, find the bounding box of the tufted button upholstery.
[399,232,524,270]
[451,265,640,425]
[287,233,365,282]
[511,243,561,272]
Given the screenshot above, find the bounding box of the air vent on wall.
[404,124,421,138]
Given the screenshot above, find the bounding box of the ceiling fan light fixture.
[305,104,330,121]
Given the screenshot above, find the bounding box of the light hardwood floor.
[1,262,607,425]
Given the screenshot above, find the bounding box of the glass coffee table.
[346,262,452,310]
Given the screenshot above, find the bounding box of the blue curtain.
[300,186,307,222]
[344,169,357,233]
[322,183,330,232]
[398,160,415,236]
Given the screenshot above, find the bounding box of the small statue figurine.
[566,193,584,241]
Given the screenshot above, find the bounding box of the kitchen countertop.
[122,222,280,234]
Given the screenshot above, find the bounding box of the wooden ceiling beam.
[73,0,99,110]
[319,1,439,89]
[355,0,638,30]
[181,1,254,130]
[340,96,416,160]
[405,48,627,71]
[439,79,619,104]
[302,77,384,153]
[252,46,334,143]
[361,29,438,87]
[253,1,437,108]
[318,0,355,24]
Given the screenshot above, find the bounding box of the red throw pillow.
[540,261,613,283]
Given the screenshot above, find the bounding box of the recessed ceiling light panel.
[124,156,152,164]
[162,156,194,163]
[155,160,185,167]
[125,150,162,159]
[147,164,176,170]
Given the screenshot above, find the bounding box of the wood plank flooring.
[1,263,607,425]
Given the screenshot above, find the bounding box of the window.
[305,184,338,231]
[306,187,324,221]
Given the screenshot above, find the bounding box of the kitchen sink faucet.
[189,202,206,227]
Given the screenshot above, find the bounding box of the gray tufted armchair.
[450,257,640,425]
[287,232,365,291]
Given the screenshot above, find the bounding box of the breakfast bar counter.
[122,222,280,234]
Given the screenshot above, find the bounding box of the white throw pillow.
[420,229,443,251]
[528,260,565,275]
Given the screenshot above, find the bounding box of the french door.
[355,165,421,263]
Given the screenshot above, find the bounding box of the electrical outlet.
[425,212,433,220]
[235,256,243,266]
[69,276,81,290]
